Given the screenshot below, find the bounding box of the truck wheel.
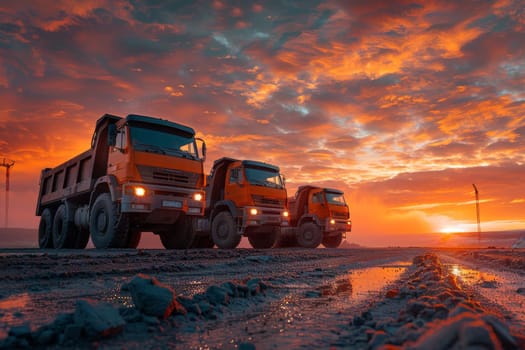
[191,235,215,248]
[158,215,195,249]
[52,204,76,249]
[212,212,241,249]
[90,193,127,249]
[38,208,54,248]
[248,228,278,249]
[297,222,322,248]
[322,233,343,248]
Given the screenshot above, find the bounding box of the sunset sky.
[1,0,524,246]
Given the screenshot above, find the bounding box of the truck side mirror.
[108,124,117,147]
[197,138,206,161]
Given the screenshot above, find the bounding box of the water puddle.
[178,261,411,350]
[0,293,38,339]
[446,264,525,326]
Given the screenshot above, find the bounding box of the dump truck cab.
[287,186,351,248]
[197,157,288,249]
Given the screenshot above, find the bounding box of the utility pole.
[1,157,15,228]
[472,184,481,242]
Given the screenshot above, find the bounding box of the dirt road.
[1,247,524,349]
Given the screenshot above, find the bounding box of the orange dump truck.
[193,157,289,249]
[280,186,351,248]
[36,114,206,249]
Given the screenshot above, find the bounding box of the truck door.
[107,126,129,182]
[309,189,329,221]
[224,166,244,204]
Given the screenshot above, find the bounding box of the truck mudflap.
[120,182,204,216]
[324,217,352,236]
[241,206,288,233]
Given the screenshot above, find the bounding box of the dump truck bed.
[36,149,94,215]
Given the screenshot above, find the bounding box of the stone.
[246,278,262,295]
[119,307,143,323]
[353,315,365,326]
[368,330,388,350]
[481,314,519,349]
[62,324,82,343]
[198,300,214,316]
[458,319,501,349]
[206,285,230,305]
[405,300,427,317]
[220,282,238,297]
[73,299,125,339]
[8,324,31,338]
[124,274,186,319]
[385,288,400,299]
[34,328,56,345]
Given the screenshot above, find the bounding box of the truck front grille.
[332,212,349,219]
[252,195,285,208]
[138,166,199,188]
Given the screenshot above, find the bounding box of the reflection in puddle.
[315,264,410,303]
[0,293,32,339]
[449,264,499,285]
[348,264,409,301]
[446,264,525,325]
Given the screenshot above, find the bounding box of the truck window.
[115,127,127,150]
[311,192,323,204]
[128,124,198,159]
[244,166,283,189]
[229,167,242,184]
[325,192,346,205]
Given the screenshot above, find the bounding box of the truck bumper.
[324,218,352,237]
[120,182,204,216]
[241,206,288,233]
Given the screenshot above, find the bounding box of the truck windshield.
[129,125,199,160]
[245,166,284,189]
[325,192,346,205]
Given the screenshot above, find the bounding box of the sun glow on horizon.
[439,226,468,235]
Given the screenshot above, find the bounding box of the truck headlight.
[330,219,336,225]
[250,208,258,215]
[282,211,289,218]
[134,187,146,197]
[193,193,203,201]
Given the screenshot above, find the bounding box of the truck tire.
[247,228,278,249]
[158,215,195,249]
[211,212,241,249]
[90,193,127,249]
[191,235,215,248]
[296,222,322,248]
[322,233,343,248]
[38,208,54,248]
[52,204,76,249]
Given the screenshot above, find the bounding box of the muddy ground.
[0,247,524,349]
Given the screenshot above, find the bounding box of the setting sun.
[439,227,468,235]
